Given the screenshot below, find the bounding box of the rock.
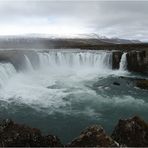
[111,116,148,147]
[0,119,62,147]
[68,125,119,147]
[113,82,120,86]
[112,51,123,69]
[112,50,148,73]
[126,50,147,73]
[136,79,148,90]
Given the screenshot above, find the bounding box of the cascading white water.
[38,51,112,70]
[0,63,16,87]
[24,55,34,71]
[0,51,113,90]
[0,50,115,114]
[119,53,127,71]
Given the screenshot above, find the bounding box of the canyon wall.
[112,50,148,73]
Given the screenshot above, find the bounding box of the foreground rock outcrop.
[111,116,148,147]
[0,119,62,147]
[68,125,118,147]
[0,116,148,147]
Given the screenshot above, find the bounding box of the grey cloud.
[0,1,147,41]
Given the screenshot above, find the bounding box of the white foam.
[24,55,34,71]
[0,51,137,115]
[119,53,127,71]
[0,63,16,87]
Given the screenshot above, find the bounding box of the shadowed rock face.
[0,119,62,147]
[111,116,148,147]
[112,51,123,69]
[112,50,148,73]
[67,125,119,147]
[136,79,148,90]
[127,50,147,73]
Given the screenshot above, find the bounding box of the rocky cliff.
[0,116,148,147]
[112,50,148,73]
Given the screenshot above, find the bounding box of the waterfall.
[24,55,34,71]
[0,51,113,89]
[119,53,127,71]
[0,63,16,87]
[37,51,112,70]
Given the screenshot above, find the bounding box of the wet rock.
[111,116,148,147]
[0,119,62,147]
[136,79,148,90]
[113,82,120,86]
[112,51,122,69]
[68,125,119,147]
[126,50,147,73]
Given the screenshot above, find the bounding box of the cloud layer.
[0,1,147,41]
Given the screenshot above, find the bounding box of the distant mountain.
[74,33,141,44]
[0,33,141,44]
[0,34,144,49]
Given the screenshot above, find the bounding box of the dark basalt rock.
[0,119,62,147]
[1,117,148,147]
[68,125,119,147]
[136,79,148,90]
[113,82,120,86]
[112,51,122,69]
[112,50,148,73]
[126,50,147,73]
[111,116,148,147]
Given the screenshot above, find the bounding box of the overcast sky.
[0,0,147,41]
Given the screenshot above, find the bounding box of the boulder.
[0,119,62,147]
[136,79,148,90]
[68,125,119,147]
[111,116,148,147]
